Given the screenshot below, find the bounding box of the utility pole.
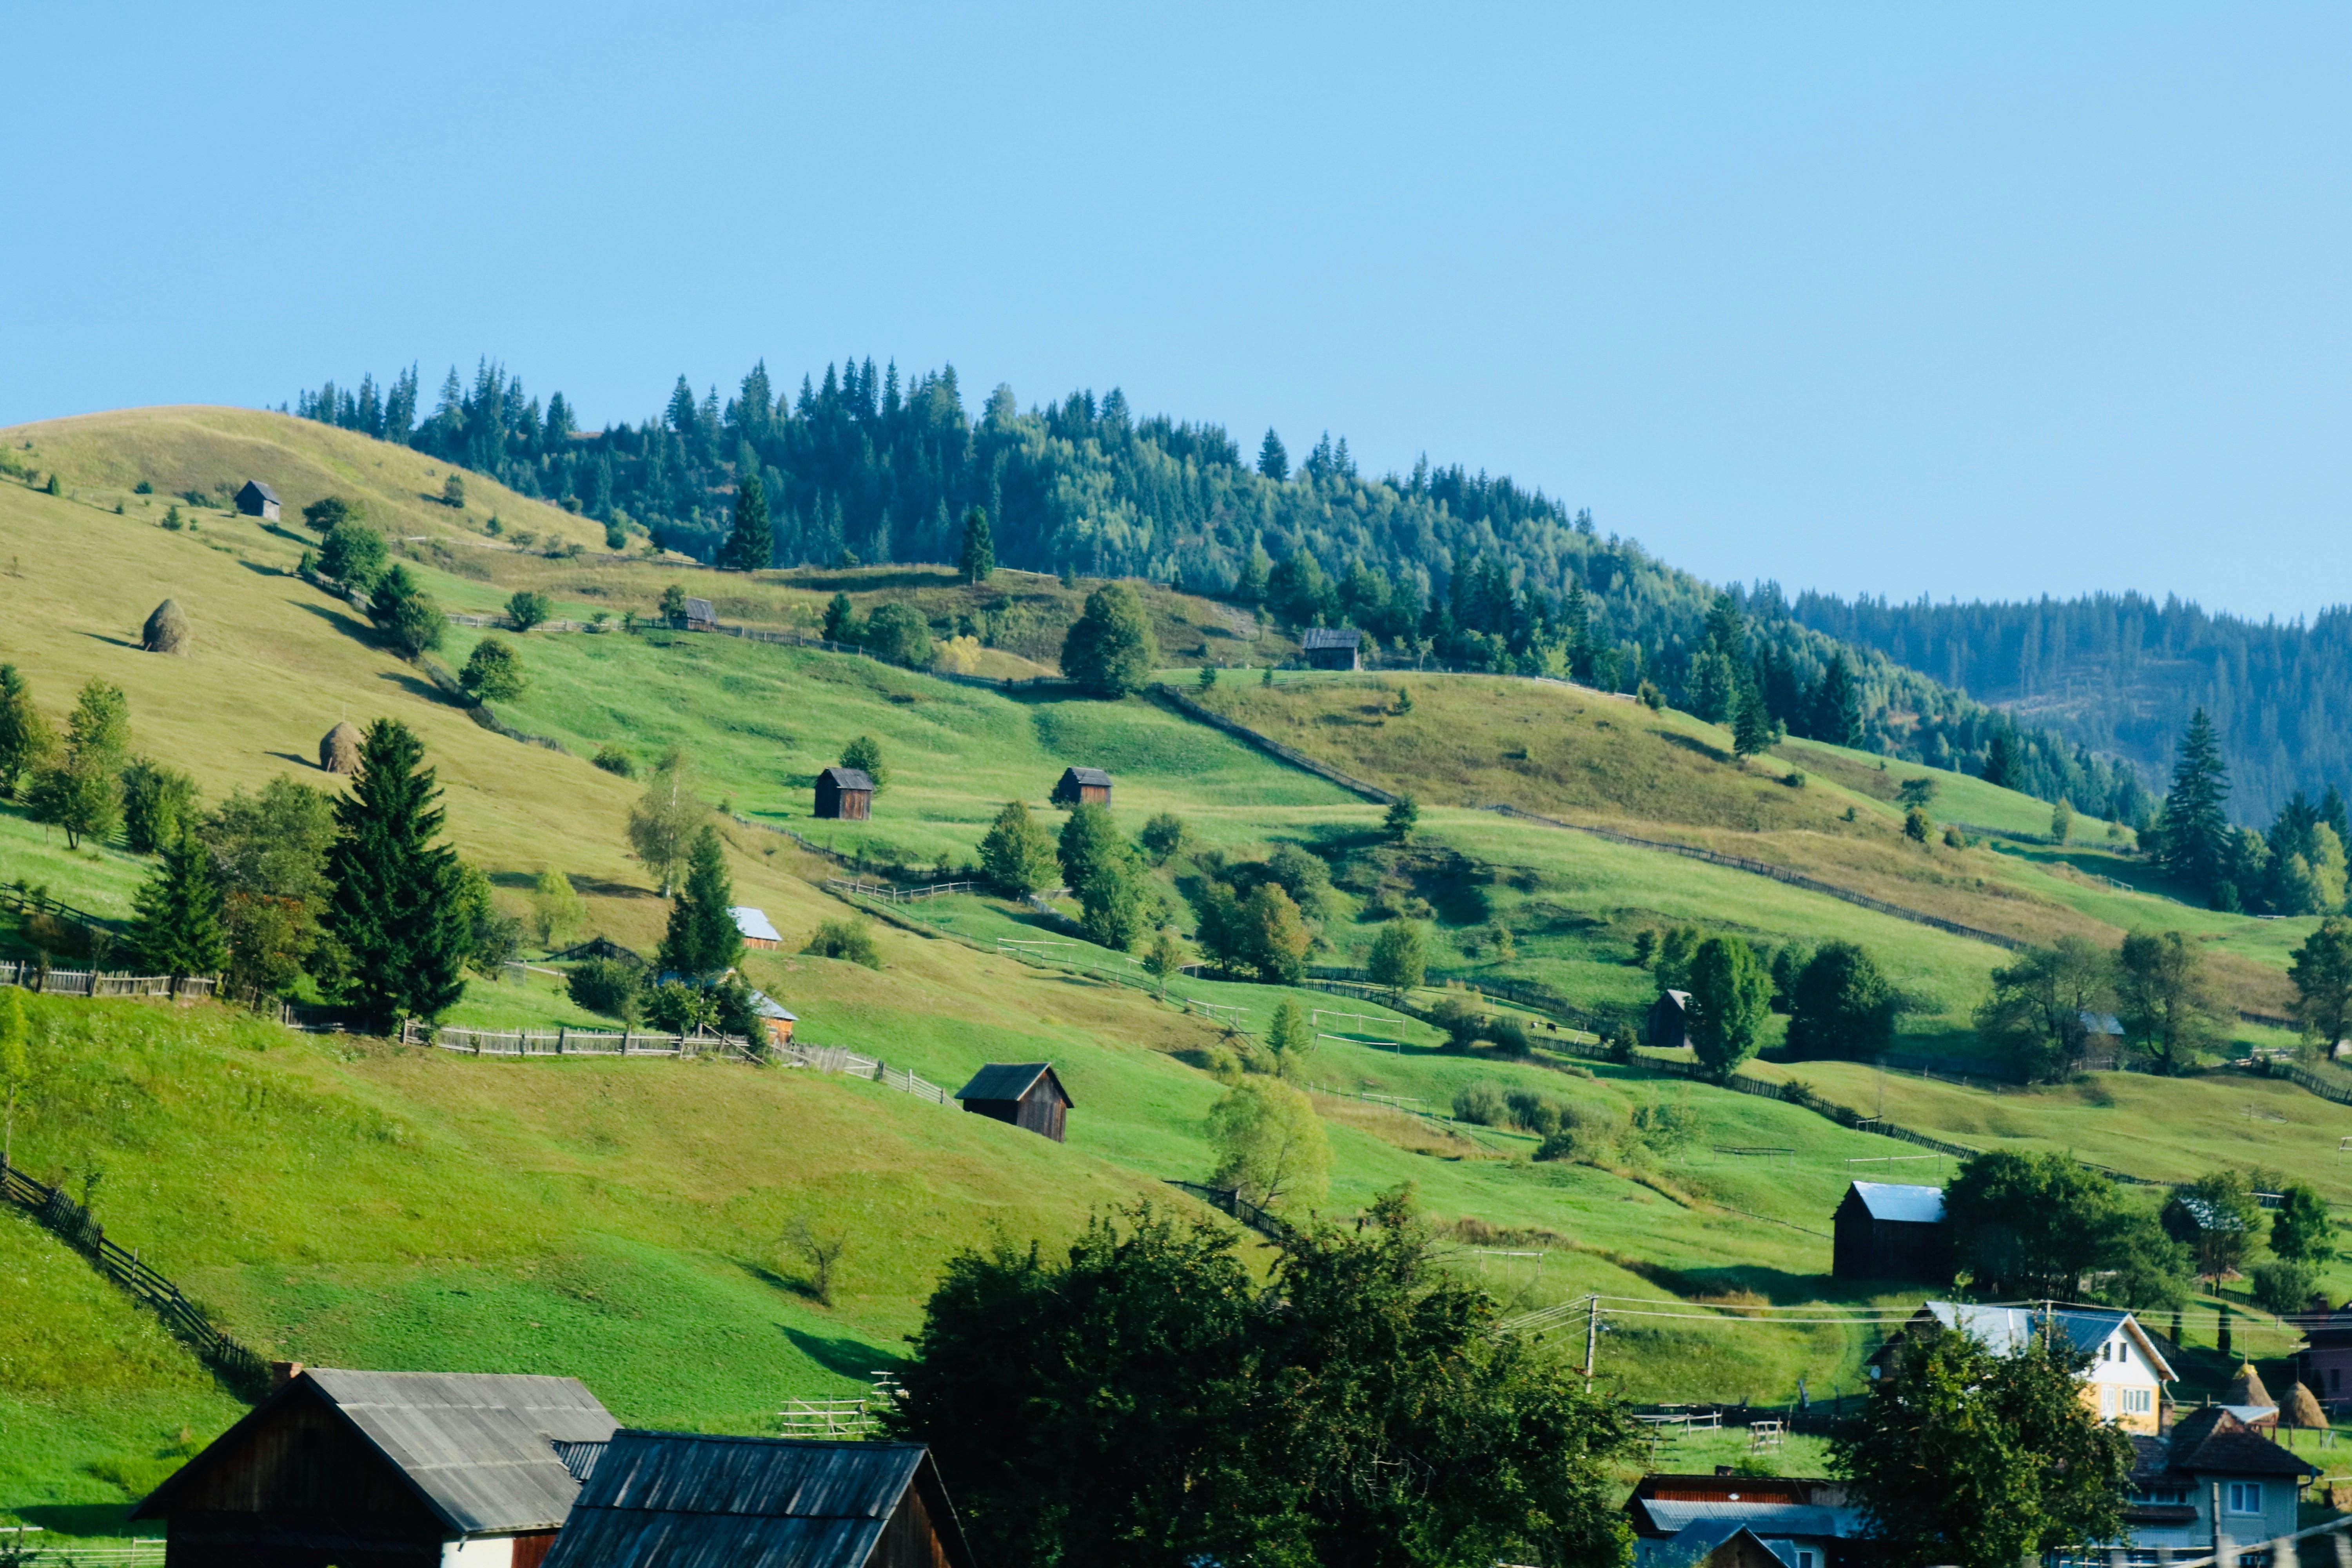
[1585,1295,1600,1389]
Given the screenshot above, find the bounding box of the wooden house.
[745,989,797,1048]
[236,481,281,521]
[1625,1474,1857,1568]
[1300,626,1363,670]
[541,1432,976,1568]
[1870,1303,2174,1434]
[1051,767,1113,807]
[679,597,717,630]
[2109,1408,2318,1559]
[1831,1181,1951,1284]
[2295,1299,2352,1404]
[815,767,875,820]
[132,1365,617,1567]
[730,906,782,950]
[1646,990,1691,1051]
[954,1062,1073,1143]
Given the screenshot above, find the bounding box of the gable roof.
[2167,1192,2251,1234]
[745,988,797,1022]
[2078,1009,2125,1036]
[819,766,875,792]
[1846,1181,1945,1224]
[1301,627,1362,649]
[2133,1408,2318,1484]
[542,1432,977,1568]
[137,1369,616,1536]
[240,480,279,502]
[1060,766,1112,788]
[682,597,716,621]
[730,906,782,944]
[954,1062,1073,1107]
[1911,1303,2177,1381]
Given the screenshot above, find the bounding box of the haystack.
[2224,1362,2275,1410]
[320,720,364,774]
[2284,1381,2327,1428]
[142,599,191,654]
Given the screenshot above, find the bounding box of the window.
[2227,1482,2264,1515]
[2119,1387,2152,1414]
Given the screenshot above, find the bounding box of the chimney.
[270,1361,304,1390]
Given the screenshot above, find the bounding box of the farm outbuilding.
[1051,767,1112,807]
[1301,626,1363,670]
[1831,1181,1951,1284]
[954,1062,1073,1143]
[681,597,717,630]
[236,480,281,521]
[730,906,782,950]
[540,1432,976,1568]
[1646,990,1691,1051]
[744,989,797,1048]
[132,1365,617,1568]
[319,720,365,775]
[815,767,875,820]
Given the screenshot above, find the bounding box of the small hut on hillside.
[730,907,782,950]
[955,1062,1073,1143]
[235,480,280,520]
[1301,626,1363,670]
[320,720,364,774]
[1051,767,1112,807]
[681,596,717,630]
[142,599,192,655]
[1646,989,1691,1051]
[815,766,874,820]
[1832,1181,1952,1284]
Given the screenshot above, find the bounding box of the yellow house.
[1870,1303,2174,1434]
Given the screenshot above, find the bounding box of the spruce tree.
[130,829,228,979]
[959,507,995,584]
[724,470,771,572]
[0,664,54,799]
[2160,708,2232,900]
[1256,429,1289,481]
[659,824,743,977]
[1982,728,2023,790]
[323,719,470,1025]
[1811,654,1862,746]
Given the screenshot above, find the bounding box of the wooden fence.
[773,1040,952,1104]
[1163,1179,1291,1240]
[0,883,123,934]
[400,1020,760,1062]
[824,878,978,904]
[0,1160,268,1396]
[0,961,214,1000]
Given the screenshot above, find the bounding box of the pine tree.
[659,824,744,978]
[2160,708,2232,900]
[323,720,470,1026]
[1982,728,2023,790]
[1731,676,1777,760]
[723,470,771,571]
[959,507,995,584]
[130,830,227,979]
[1811,654,1862,746]
[1256,429,1289,481]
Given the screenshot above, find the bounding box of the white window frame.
[2119,1387,2152,1414]
[2226,1481,2263,1516]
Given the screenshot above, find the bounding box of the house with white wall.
[1870,1302,2173,1434]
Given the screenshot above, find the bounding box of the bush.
[1484,1016,1532,1056]
[1503,1088,1562,1136]
[507,590,553,630]
[863,603,935,666]
[592,744,635,778]
[1452,1082,1507,1125]
[441,473,466,508]
[605,523,627,550]
[302,496,363,532]
[1606,1023,1639,1065]
[641,979,716,1033]
[566,958,641,1021]
[1428,992,1483,1052]
[804,917,880,968]
[2251,1259,2319,1316]
[840,735,890,793]
[460,637,527,702]
[319,520,388,592]
[1139,812,1190,866]
[1532,1131,1577,1163]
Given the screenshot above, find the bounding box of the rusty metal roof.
[953,1062,1072,1107]
[543,1432,976,1568]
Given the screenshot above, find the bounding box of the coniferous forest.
[292,358,2167,824]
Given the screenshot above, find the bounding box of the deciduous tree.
[1783,941,1896,1060]
[0,665,55,799]
[978,801,1058,897]
[1208,1078,1329,1212]
[1060,583,1158,698]
[1687,935,1769,1082]
[1368,919,1428,999]
[2114,929,2216,1074]
[2290,917,2352,1054]
[26,679,131,848]
[626,749,703,895]
[1975,936,2112,1082]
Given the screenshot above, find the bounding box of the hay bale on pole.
[320,720,364,774]
[2285,1381,2327,1429]
[142,599,191,654]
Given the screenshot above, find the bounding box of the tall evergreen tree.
[1982,728,2023,790]
[723,470,771,571]
[659,824,744,977]
[2160,708,2232,899]
[323,720,470,1025]
[1811,653,1863,746]
[129,830,227,979]
[958,507,995,584]
[1255,428,1288,481]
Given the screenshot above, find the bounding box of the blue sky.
[6,4,2347,618]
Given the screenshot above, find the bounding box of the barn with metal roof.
[1830,1180,1951,1283]
[134,1366,617,1566]
[540,1431,976,1568]
[1051,766,1112,807]
[953,1062,1073,1143]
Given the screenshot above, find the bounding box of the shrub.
[506,590,553,630]
[804,917,880,968]
[2252,1259,2319,1316]
[1503,1088,1561,1136]
[592,744,635,778]
[1139,812,1190,866]
[840,735,890,793]
[302,496,363,532]
[460,637,527,702]
[1639,680,1664,711]
[1452,1082,1507,1125]
[319,520,388,591]
[134,479,152,494]
[641,979,716,1033]
[1532,1131,1577,1162]
[1428,992,1483,1052]
[566,958,641,1021]
[1606,1023,1639,1065]
[604,523,627,550]
[863,603,935,666]
[1484,1016,1532,1056]
[441,473,466,508]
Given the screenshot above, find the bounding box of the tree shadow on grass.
[79,632,140,650]
[777,1325,899,1381]
[265,751,325,772]
[15,1503,138,1540]
[1653,730,1732,765]
[375,668,447,704]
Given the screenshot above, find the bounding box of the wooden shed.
[1646,989,1691,1051]
[745,989,797,1048]
[236,481,281,521]
[954,1062,1073,1143]
[681,596,717,630]
[815,766,875,820]
[541,1432,976,1568]
[132,1366,617,1568]
[1051,767,1113,807]
[1831,1181,1952,1284]
[730,906,782,951]
[1300,626,1363,671]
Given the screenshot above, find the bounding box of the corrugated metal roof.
[1849,1181,1945,1224]
[731,906,783,944]
[1301,627,1362,649]
[953,1062,1072,1107]
[683,597,716,621]
[1916,1303,2172,1377]
[543,1432,975,1568]
[242,480,280,502]
[1639,1501,1860,1538]
[1061,767,1112,787]
[746,988,798,1022]
[819,767,874,791]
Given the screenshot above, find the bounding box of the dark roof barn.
[681,597,717,629]
[1051,766,1112,806]
[1646,989,1690,1051]
[236,480,281,520]
[541,1432,977,1568]
[1300,626,1363,670]
[955,1062,1073,1143]
[1831,1181,1952,1284]
[816,766,875,820]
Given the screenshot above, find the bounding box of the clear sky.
[7,5,2347,619]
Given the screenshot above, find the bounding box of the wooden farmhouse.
[1831,1181,1951,1284]
[954,1062,1073,1143]
[1051,766,1113,807]
[730,906,782,951]
[1871,1303,2174,1434]
[1646,990,1691,1051]
[681,596,717,630]
[815,766,875,820]
[1300,626,1363,670]
[236,480,281,521]
[541,1432,976,1568]
[132,1365,617,1567]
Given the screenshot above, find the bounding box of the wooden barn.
[132,1365,617,1568]
[815,766,875,820]
[746,989,798,1048]
[1831,1181,1951,1284]
[236,480,281,521]
[1051,766,1113,807]
[1646,989,1691,1052]
[730,906,782,951]
[541,1432,976,1568]
[681,597,717,630]
[954,1062,1073,1143]
[1300,626,1363,670]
